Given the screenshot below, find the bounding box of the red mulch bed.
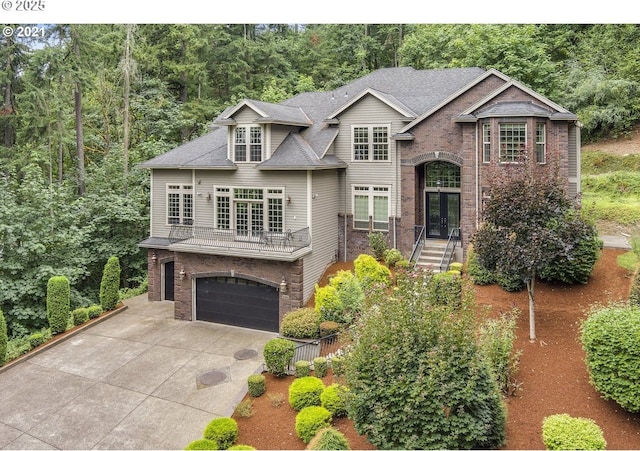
[233,249,640,449]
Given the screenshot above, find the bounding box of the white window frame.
[351,124,390,162]
[352,185,390,231]
[166,184,193,225]
[233,125,263,163]
[213,186,285,232]
[536,122,546,164]
[482,123,491,163]
[499,122,527,163]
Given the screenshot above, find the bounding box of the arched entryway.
[424,161,461,239]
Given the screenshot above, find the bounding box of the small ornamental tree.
[46,275,71,334]
[100,256,121,311]
[0,308,7,366]
[472,150,598,341]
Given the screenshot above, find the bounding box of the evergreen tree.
[47,275,71,334]
[100,256,121,311]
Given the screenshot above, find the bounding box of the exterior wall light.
[151,252,157,265]
[179,268,186,280]
[280,277,287,294]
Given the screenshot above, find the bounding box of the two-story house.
[139,66,580,332]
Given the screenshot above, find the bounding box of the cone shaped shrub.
[100,256,121,311]
[46,275,70,334]
[0,309,7,366]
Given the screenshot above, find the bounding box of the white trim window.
[499,122,527,163]
[482,123,491,163]
[214,186,284,233]
[167,184,193,225]
[536,122,546,163]
[352,125,390,161]
[353,186,390,231]
[234,125,263,162]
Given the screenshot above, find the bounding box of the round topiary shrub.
[288,376,325,411]
[384,248,403,268]
[280,308,321,339]
[87,305,103,319]
[320,383,349,417]
[353,254,391,290]
[329,355,345,377]
[100,256,121,311]
[263,338,295,377]
[203,417,238,449]
[185,439,219,450]
[313,357,328,378]
[46,275,71,334]
[542,414,606,450]
[0,308,7,366]
[449,262,463,273]
[307,427,350,450]
[72,308,90,326]
[319,321,340,338]
[295,406,333,444]
[295,360,311,378]
[247,374,265,397]
[581,304,640,412]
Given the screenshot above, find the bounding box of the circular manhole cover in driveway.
[197,369,230,389]
[234,348,258,360]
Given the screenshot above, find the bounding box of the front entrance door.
[164,261,175,301]
[426,192,460,239]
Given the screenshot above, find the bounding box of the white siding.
[334,95,404,218]
[150,169,193,238]
[303,169,341,302]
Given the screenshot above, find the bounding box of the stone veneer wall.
[147,249,304,326]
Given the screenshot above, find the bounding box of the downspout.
[307,170,313,240]
[393,141,398,250]
[343,169,348,262]
[475,122,479,229]
[192,169,196,232]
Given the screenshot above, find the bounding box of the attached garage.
[195,276,280,332]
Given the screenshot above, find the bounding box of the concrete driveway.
[0,295,276,450]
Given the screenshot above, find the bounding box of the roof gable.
[213,99,311,127]
[325,88,417,121]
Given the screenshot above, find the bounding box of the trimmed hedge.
[247,374,265,397]
[185,439,219,450]
[100,256,121,311]
[289,376,325,411]
[203,417,238,449]
[46,275,71,334]
[307,427,350,450]
[542,414,606,450]
[0,308,7,366]
[330,355,345,377]
[281,308,320,339]
[581,304,640,412]
[313,357,328,378]
[295,406,333,444]
[72,308,90,326]
[263,338,295,377]
[28,332,45,348]
[295,360,311,378]
[87,304,103,319]
[320,383,349,417]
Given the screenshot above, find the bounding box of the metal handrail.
[409,225,426,266]
[168,225,311,253]
[439,227,461,272]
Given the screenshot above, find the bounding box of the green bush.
[353,254,391,291]
[466,247,496,285]
[247,374,265,397]
[263,338,295,377]
[288,376,325,411]
[542,414,606,450]
[326,270,363,325]
[478,309,522,396]
[295,360,311,377]
[295,406,333,444]
[100,256,121,311]
[307,427,350,450]
[431,272,462,306]
[0,309,7,366]
[28,332,45,348]
[581,304,640,412]
[185,439,219,450]
[630,267,640,306]
[313,285,343,323]
[384,248,403,267]
[617,251,639,272]
[330,355,345,377]
[87,304,103,319]
[320,383,349,417]
[449,262,463,273]
[319,321,340,337]
[368,231,388,260]
[46,275,71,334]
[72,308,90,326]
[496,270,525,292]
[313,357,328,378]
[227,446,255,450]
[281,308,320,339]
[203,417,238,449]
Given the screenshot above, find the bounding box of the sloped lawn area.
[232,249,640,450]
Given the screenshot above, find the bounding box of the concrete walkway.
[601,235,632,249]
[0,295,276,450]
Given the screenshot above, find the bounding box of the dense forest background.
[1,23,639,336]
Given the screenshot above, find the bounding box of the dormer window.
[234,125,263,162]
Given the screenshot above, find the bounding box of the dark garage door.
[195,277,279,332]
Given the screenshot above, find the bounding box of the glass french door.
[235,202,263,239]
[426,192,460,239]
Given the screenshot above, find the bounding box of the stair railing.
[409,225,426,267]
[439,227,461,272]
